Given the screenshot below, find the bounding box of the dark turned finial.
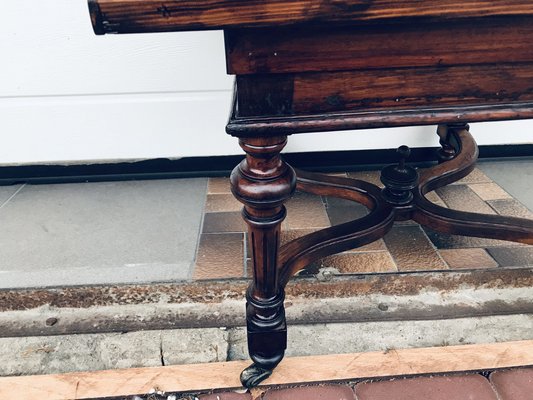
[380,145,419,205]
[397,145,410,170]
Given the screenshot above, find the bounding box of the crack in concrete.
[159,332,165,367]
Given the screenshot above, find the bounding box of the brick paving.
[207,369,533,400]
[194,168,532,280]
[262,385,355,400]
[112,367,533,400]
[198,393,252,400]
[355,375,498,400]
[490,368,533,400]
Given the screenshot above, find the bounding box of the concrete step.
[1,314,532,377]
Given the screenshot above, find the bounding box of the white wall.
[0,0,531,165]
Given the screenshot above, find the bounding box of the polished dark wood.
[279,171,395,286]
[234,64,533,117]
[88,0,533,34]
[226,17,533,75]
[226,102,533,137]
[229,136,296,387]
[88,0,533,388]
[281,126,533,285]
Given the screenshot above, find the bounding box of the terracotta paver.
[436,185,496,214]
[490,368,533,400]
[284,192,330,230]
[263,384,355,400]
[439,248,498,269]
[454,168,492,184]
[468,183,512,201]
[193,233,244,279]
[195,168,531,281]
[355,374,498,400]
[207,177,232,194]
[205,194,243,212]
[425,190,447,207]
[281,229,319,245]
[383,225,447,271]
[318,252,397,274]
[199,392,252,400]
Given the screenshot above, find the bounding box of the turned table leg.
[230,136,296,388]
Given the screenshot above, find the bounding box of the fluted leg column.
[230,136,296,388]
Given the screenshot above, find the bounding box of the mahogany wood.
[226,102,533,137]
[413,198,533,245]
[87,1,533,388]
[88,0,533,34]
[229,136,296,387]
[235,63,533,117]
[413,127,533,244]
[418,125,478,192]
[279,171,395,286]
[226,17,533,75]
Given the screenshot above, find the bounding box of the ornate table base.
[85,0,533,389]
[230,123,533,388]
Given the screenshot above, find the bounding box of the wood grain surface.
[89,0,533,34]
[226,103,533,136]
[235,63,533,117]
[226,17,533,75]
[2,340,533,399]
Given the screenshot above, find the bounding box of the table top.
[88,0,533,136]
[89,0,533,35]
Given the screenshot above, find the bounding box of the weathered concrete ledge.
[0,269,531,337]
[1,315,532,377]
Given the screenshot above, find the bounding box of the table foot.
[240,364,273,388]
[243,287,286,387]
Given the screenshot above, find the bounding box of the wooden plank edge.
[1,340,532,399]
[226,102,533,136]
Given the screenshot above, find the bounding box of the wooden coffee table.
[88,0,533,387]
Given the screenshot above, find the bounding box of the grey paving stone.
[478,160,533,212]
[0,178,207,288]
[0,184,23,208]
[486,247,533,267]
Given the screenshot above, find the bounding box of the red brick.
[355,374,498,400]
[198,392,252,400]
[490,368,533,400]
[263,384,355,400]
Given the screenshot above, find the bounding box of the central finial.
[380,145,419,205]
